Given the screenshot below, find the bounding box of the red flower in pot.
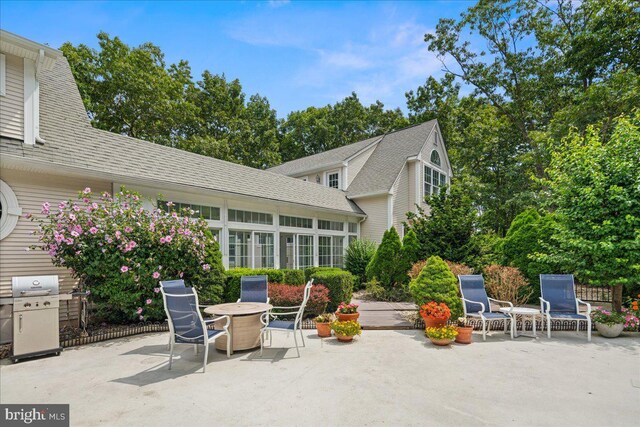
[420,301,451,328]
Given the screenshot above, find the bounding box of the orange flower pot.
[429,337,453,346]
[336,312,359,322]
[455,326,474,344]
[424,316,449,328]
[336,333,354,342]
[316,322,332,338]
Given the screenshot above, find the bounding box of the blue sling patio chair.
[160,279,209,348]
[160,286,230,373]
[238,275,269,303]
[458,275,513,341]
[539,274,591,342]
[259,279,313,357]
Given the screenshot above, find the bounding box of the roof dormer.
[0,30,62,145]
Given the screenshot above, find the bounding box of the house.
[0,30,452,316]
[269,120,452,242]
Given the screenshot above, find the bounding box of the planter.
[595,322,624,338]
[336,312,359,322]
[455,326,474,344]
[336,333,355,342]
[424,317,449,328]
[316,322,332,338]
[429,337,453,346]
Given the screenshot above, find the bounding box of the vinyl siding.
[346,144,376,188]
[0,53,24,140]
[392,164,410,235]
[0,169,110,322]
[355,195,388,243]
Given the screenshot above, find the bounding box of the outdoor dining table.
[204,302,272,354]
[499,306,540,339]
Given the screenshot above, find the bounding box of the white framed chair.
[161,286,230,373]
[539,274,591,342]
[237,275,270,303]
[259,279,313,357]
[459,274,513,340]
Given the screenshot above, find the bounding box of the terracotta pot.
[424,316,449,328]
[336,333,354,342]
[455,326,474,344]
[429,337,453,346]
[316,322,332,338]
[336,312,359,322]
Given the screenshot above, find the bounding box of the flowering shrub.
[419,301,451,321]
[483,265,532,305]
[425,325,458,340]
[622,295,640,331]
[28,188,224,323]
[590,307,625,326]
[330,320,362,336]
[314,313,335,324]
[268,284,329,317]
[336,302,359,314]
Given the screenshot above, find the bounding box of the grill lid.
[12,275,59,297]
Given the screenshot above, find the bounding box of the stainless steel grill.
[11,275,62,362]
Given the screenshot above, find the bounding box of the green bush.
[304,267,343,282]
[401,229,421,265]
[225,268,304,302]
[366,227,408,288]
[409,256,463,319]
[307,269,355,312]
[344,239,377,288]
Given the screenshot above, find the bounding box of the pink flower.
[54,233,64,243]
[124,226,133,233]
[89,227,98,234]
[65,238,74,245]
[58,201,67,209]
[139,315,144,321]
[120,266,129,273]
[69,214,76,221]
[71,230,80,237]
[152,272,160,279]
[202,264,210,271]
[165,235,172,243]
[136,307,143,314]
[41,202,50,215]
[145,299,152,305]
[73,205,81,212]
[129,241,137,249]
[83,187,91,194]
[23,212,33,219]
[153,287,160,293]
[159,237,166,244]
[115,231,122,239]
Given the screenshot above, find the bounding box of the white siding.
[346,144,376,188]
[392,164,410,235]
[0,53,24,140]
[356,195,388,243]
[0,169,110,322]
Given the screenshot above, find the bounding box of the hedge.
[225,268,305,302]
[304,267,343,282]
[306,269,355,312]
[269,283,330,317]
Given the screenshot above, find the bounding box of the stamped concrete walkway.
[352,298,417,329]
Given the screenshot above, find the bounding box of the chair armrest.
[576,299,591,314]
[205,315,230,329]
[488,298,513,309]
[461,297,484,314]
[268,311,299,316]
[539,297,550,314]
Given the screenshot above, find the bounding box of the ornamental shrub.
[409,256,463,319]
[304,267,342,282]
[29,188,224,323]
[445,260,473,278]
[268,283,329,317]
[308,269,355,312]
[483,265,532,306]
[366,227,407,288]
[401,229,421,266]
[225,268,304,302]
[344,239,377,288]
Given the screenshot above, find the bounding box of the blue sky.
[1,1,472,117]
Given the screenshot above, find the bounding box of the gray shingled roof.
[346,120,437,198]
[0,57,364,216]
[268,135,382,176]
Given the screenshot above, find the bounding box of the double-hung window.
[327,171,340,189]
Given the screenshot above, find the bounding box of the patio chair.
[238,275,269,303]
[160,279,208,348]
[259,279,313,357]
[161,286,230,373]
[459,275,513,341]
[539,274,591,342]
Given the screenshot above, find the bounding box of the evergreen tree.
[366,227,407,288]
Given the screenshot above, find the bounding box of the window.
[332,236,344,268]
[209,228,221,242]
[297,235,314,269]
[318,219,344,231]
[158,200,220,221]
[319,236,332,267]
[423,165,447,197]
[327,171,340,189]
[253,232,274,269]
[228,209,273,225]
[348,222,358,233]
[430,149,441,166]
[279,215,313,229]
[0,179,21,240]
[319,235,344,268]
[349,235,357,245]
[228,230,251,268]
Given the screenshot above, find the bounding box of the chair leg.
[482,318,487,341]
[203,342,208,373]
[510,316,514,340]
[547,315,551,339]
[168,340,174,370]
[503,319,508,334]
[587,319,591,342]
[226,334,231,358]
[260,330,264,357]
[167,334,171,350]
[293,330,300,357]
[299,328,305,347]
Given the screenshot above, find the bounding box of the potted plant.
[591,307,626,338]
[455,317,473,344]
[314,313,334,337]
[330,320,362,342]
[419,301,451,328]
[336,302,359,322]
[425,325,458,346]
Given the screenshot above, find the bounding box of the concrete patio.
[1,330,639,426]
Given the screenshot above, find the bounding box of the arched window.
[0,179,22,240]
[430,149,441,166]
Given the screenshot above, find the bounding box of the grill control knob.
[24,303,31,307]
[44,301,50,306]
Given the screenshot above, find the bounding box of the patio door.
[279,233,295,269]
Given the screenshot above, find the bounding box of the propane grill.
[11,275,62,362]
